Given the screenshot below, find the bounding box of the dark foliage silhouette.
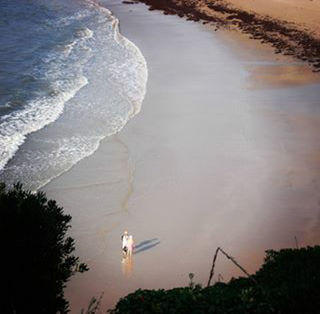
[109,246,320,314]
[0,183,88,314]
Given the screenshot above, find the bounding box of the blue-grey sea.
[0,0,147,190]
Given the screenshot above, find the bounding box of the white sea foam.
[74,27,94,39]
[0,21,93,172]
[0,0,148,190]
[53,9,92,26]
[88,0,148,116]
[110,17,148,116]
[0,76,88,170]
[61,41,77,56]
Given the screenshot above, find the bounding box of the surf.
[0,0,148,190]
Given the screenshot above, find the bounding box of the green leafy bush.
[0,183,88,314]
[109,246,320,314]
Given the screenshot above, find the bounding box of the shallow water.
[0,0,147,190]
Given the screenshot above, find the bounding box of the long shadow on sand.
[134,238,160,255]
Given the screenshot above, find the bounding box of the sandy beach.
[226,0,320,37]
[137,0,320,71]
[43,0,320,312]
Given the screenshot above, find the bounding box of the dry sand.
[227,0,320,38]
[137,0,320,71]
[44,1,320,312]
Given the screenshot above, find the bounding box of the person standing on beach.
[127,235,134,256]
[122,235,134,276]
[121,230,129,255]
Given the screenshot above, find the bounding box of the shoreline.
[130,0,320,72]
[44,1,320,311]
[0,1,147,192]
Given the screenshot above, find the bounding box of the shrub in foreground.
[109,246,320,314]
[0,183,88,314]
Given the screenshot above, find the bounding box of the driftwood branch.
[219,247,251,277]
[207,247,220,287]
[207,247,253,287]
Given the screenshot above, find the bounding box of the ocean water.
[0,0,147,190]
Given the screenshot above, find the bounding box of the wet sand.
[215,28,320,88]
[44,1,320,312]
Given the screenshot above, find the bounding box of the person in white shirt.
[121,230,129,255]
[127,235,134,256]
